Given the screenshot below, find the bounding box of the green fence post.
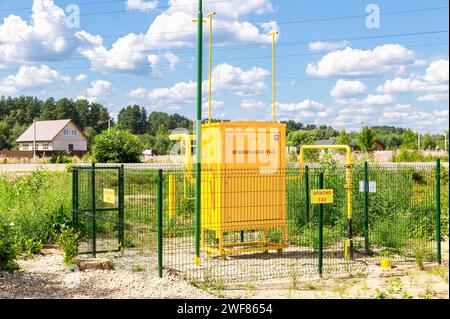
[194,0,203,267]
[436,159,441,264]
[157,169,164,278]
[71,167,76,229]
[91,163,96,258]
[74,168,79,230]
[305,165,310,225]
[318,172,324,277]
[118,164,125,251]
[364,161,370,255]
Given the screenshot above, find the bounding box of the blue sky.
[0,0,448,133]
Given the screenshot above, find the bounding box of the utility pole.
[269,31,278,123]
[33,119,36,158]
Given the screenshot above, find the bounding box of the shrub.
[22,238,43,257]
[371,217,409,253]
[50,151,73,164]
[91,128,144,163]
[0,221,19,272]
[0,172,72,248]
[58,227,79,266]
[393,147,449,162]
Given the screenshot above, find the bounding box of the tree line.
[0,96,447,154]
[0,96,111,150]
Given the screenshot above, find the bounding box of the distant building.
[314,139,338,146]
[16,119,88,152]
[374,139,386,151]
[143,150,154,157]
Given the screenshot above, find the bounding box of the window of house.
[22,143,29,150]
[72,129,77,136]
[64,128,69,136]
[42,144,49,150]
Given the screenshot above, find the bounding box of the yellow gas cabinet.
[200,121,287,256]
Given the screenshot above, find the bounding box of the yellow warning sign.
[311,189,334,204]
[103,188,116,205]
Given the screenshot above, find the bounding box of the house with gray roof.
[16,119,88,152]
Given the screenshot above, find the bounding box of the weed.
[387,277,403,294]
[289,267,298,290]
[131,264,145,272]
[402,291,413,299]
[22,239,43,258]
[214,278,225,298]
[374,288,390,299]
[418,279,435,299]
[0,221,19,272]
[332,280,348,298]
[58,227,79,266]
[245,282,255,299]
[303,282,317,290]
[426,266,449,283]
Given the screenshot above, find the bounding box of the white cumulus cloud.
[77,80,112,103]
[377,59,449,101]
[0,0,78,65]
[308,41,350,52]
[76,0,277,73]
[74,74,87,82]
[0,65,70,95]
[331,79,367,99]
[126,0,158,12]
[307,44,415,77]
[241,99,267,109]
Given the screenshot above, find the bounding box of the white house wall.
[52,123,88,151]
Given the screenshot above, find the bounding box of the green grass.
[0,171,72,253]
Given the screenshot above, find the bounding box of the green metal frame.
[305,165,310,225]
[318,172,324,277]
[194,0,203,266]
[436,159,441,264]
[72,164,124,257]
[364,161,370,255]
[157,169,164,277]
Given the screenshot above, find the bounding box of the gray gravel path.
[0,247,213,299]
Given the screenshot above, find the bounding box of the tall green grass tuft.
[0,220,19,271]
[0,171,72,255]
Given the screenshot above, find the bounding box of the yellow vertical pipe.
[270,32,278,123]
[207,12,215,123]
[168,175,176,218]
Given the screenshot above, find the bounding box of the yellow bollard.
[168,175,176,218]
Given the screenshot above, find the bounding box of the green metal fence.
[72,161,447,283]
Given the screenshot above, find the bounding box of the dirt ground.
[218,240,449,299]
[0,246,211,299]
[0,241,448,299]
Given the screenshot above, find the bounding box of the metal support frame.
[299,144,354,260]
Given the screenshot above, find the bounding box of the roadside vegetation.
[0,171,72,270]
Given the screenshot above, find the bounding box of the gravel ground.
[0,246,213,299]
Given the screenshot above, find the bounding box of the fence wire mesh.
[72,162,448,283]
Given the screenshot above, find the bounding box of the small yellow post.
[269,31,279,123]
[207,12,215,123]
[168,175,176,218]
